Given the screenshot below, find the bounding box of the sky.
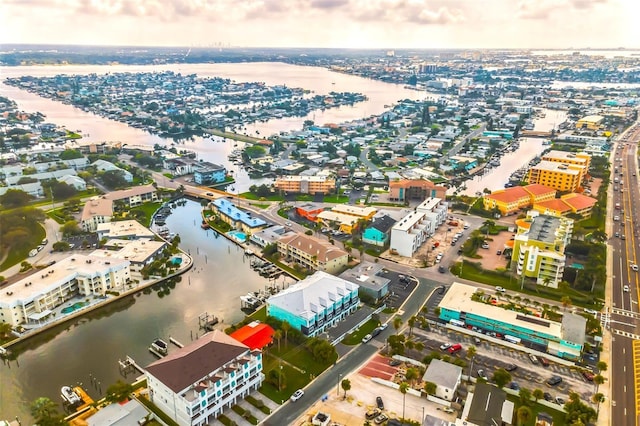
[1,0,636,49]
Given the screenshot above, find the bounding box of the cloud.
[516,0,566,20]
[311,0,349,9]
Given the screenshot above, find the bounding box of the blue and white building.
[266,271,359,337]
[145,330,264,426]
[210,198,267,234]
[194,163,227,185]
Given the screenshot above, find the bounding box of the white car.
[481,243,490,249]
[362,334,373,343]
[440,343,452,351]
[496,286,506,293]
[290,389,304,402]
[624,285,630,292]
[632,264,639,272]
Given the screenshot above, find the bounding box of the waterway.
[0,200,295,422]
[0,62,431,193]
[459,108,566,196]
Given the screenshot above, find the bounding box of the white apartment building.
[145,330,264,426]
[0,255,131,327]
[389,198,448,257]
[81,198,114,232]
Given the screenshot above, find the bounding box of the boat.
[151,339,168,355]
[61,386,82,405]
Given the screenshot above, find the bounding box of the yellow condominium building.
[541,151,591,178]
[512,211,573,288]
[575,115,604,131]
[274,175,336,195]
[527,161,583,192]
[277,233,349,274]
[483,184,556,216]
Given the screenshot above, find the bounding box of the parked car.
[366,408,381,420]
[505,364,518,372]
[582,371,595,381]
[556,397,566,405]
[374,414,388,424]
[378,323,388,331]
[290,389,304,402]
[438,265,446,273]
[509,381,520,390]
[440,343,452,351]
[544,392,554,402]
[448,343,463,354]
[481,243,490,249]
[376,396,384,410]
[496,286,506,293]
[389,359,402,366]
[477,369,488,380]
[529,354,539,364]
[546,376,563,386]
[539,357,550,367]
[362,334,373,343]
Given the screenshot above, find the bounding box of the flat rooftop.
[1,255,130,306]
[439,282,562,338]
[96,220,155,238]
[91,239,167,264]
[531,161,581,174]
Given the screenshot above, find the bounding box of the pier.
[198,312,220,331]
[118,355,145,376]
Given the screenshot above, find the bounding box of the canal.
[0,200,295,421]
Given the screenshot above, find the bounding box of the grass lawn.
[260,341,337,403]
[323,195,349,203]
[341,318,379,345]
[0,223,46,272]
[251,203,270,209]
[129,202,163,227]
[47,209,69,224]
[506,394,567,426]
[240,192,284,202]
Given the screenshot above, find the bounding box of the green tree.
[0,189,33,208]
[592,393,605,418]
[423,381,437,395]
[596,361,608,373]
[561,296,573,310]
[30,397,66,426]
[516,406,532,426]
[518,387,532,406]
[61,220,81,236]
[273,329,282,352]
[0,322,12,339]
[407,315,417,337]
[341,378,351,399]
[405,367,420,387]
[281,321,292,347]
[491,368,511,388]
[393,316,403,335]
[532,388,544,402]
[105,380,134,403]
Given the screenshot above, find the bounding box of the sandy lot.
[293,362,458,426]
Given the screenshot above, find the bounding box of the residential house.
[456,383,514,426]
[210,198,267,235]
[145,330,264,426]
[92,159,133,182]
[277,233,348,274]
[194,163,227,185]
[362,215,396,247]
[422,359,462,401]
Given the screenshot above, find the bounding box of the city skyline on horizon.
[1,0,634,50]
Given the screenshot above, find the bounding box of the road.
[439,123,486,165]
[609,123,640,426]
[263,277,439,425]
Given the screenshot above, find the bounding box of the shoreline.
[0,249,194,352]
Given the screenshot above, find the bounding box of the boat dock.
[118,355,145,376]
[73,386,94,411]
[198,312,220,331]
[169,337,184,348]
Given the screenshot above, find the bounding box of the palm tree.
[405,367,419,387]
[518,388,532,406]
[399,382,409,422]
[593,374,605,393]
[281,321,292,347]
[561,296,572,311]
[466,345,477,383]
[393,316,403,335]
[592,392,605,418]
[273,329,282,352]
[407,316,417,337]
[596,361,608,373]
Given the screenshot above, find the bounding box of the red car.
[582,371,595,381]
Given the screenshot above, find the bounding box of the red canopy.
[230,322,275,350]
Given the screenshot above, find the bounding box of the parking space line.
[633,340,640,421]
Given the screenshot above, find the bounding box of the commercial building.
[145,330,264,426]
[295,203,325,221]
[439,283,586,359]
[81,198,114,232]
[339,261,390,303]
[210,199,267,234]
[527,161,583,192]
[193,163,227,185]
[482,184,556,216]
[511,211,573,288]
[316,204,377,234]
[389,198,448,257]
[96,220,156,240]
[542,150,591,172]
[576,115,604,130]
[249,225,295,248]
[533,193,597,218]
[422,359,462,402]
[103,184,158,207]
[0,255,131,327]
[274,175,336,195]
[277,233,348,274]
[388,179,447,202]
[266,271,359,337]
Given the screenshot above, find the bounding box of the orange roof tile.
[561,193,597,211]
[535,199,572,213]
[485,186,529,203]
[523,184,556,196]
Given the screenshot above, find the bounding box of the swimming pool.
[226,230,247,243]
[61,302,86,314]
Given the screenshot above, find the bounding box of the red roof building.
[230,321,275,350]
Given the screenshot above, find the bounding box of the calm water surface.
[0,200,293,421]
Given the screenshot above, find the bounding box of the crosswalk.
[612,329,640,340]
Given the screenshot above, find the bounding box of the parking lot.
[409,325,597,405]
